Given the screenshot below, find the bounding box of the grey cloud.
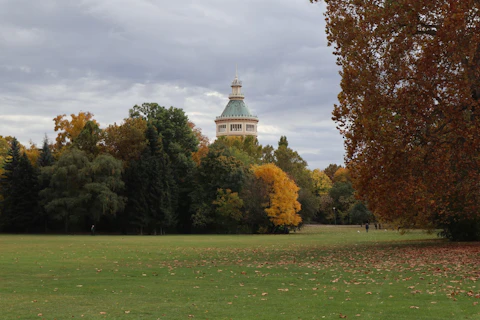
[0,0,343,169]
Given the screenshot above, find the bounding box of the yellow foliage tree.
[311,169,332,195]
[53,112,98,151]
[253,163,302,227]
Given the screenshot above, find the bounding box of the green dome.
[218,100,257,118]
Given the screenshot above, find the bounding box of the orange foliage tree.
[253,163,302,228]
[189,121,210,166]
[53,112,97,151]
[319,0,480,239]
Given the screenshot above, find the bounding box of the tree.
[129,103,198,232]
[40,148,91,233]
[329,180,355,224]
[102,117,148,165]
[274,136,318,222]
[190,141,248,231]
[320,0,480,240]
[84,154,126,224]
[73,120,102,158]
[324,164,342,181]
[189,121,210,166]
[36,136,55,232]
[53,112,97,151]
[253,163,302,229]
[311,169,332,196]
[124,124,177,234]
[37,136,55,167]
[212,188,244,233]
[0,138,38,232]
[333,167,350,184]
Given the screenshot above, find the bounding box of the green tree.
[37,135,55,167]
[124,125,177,234]
[190,142,248,232]
[73,120,102,158]
[129,103,198,232]
[212,188,244,233]
[84,154,126,225]
[40,148,91,233]
[0,140,38,232]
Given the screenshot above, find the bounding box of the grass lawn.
[0,225,479,319]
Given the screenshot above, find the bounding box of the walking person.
[365,222,369,233]
[91,224,95,236]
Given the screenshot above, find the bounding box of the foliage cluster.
[0,104,354,234]
[313,0,480,240]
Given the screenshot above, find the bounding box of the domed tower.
[215,68,259,138]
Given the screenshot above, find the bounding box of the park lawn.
[0,226,479,319]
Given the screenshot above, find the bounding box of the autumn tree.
[102,117,148,165]
[324,164,342,181]
[311,169,334,222]
[253,163,302,230]
[319,0,480,240]
[53,112,97,151]
[189,121,210,166]
[274,136,319,222]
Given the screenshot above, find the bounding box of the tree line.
[0,103,369,234]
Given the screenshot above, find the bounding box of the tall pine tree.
[0,138,38,232]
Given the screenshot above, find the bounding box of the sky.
[0,0,344,170]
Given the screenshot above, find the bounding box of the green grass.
[1,226,479,319]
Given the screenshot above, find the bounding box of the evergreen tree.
[0,138,21,231]
[0,138,38,232]
[129,104,198,232]
[37,135,55,167]
[124,124,177,234]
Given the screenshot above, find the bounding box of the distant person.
[365,222,369,233]
[374,223,377,230]
[91,224,95,236]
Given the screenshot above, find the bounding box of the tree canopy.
[320,0,480,239]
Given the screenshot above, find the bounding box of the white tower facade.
[215,69,259,138]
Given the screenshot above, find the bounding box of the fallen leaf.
[100,311,107,314]
[409,306,419,309]
[262,292,268,296]
[124,310,130,314]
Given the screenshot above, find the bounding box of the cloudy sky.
[0,0,343,170]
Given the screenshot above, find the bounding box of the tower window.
[218,124,226,132]
[230,124,242,132]
[246,124,255,132]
